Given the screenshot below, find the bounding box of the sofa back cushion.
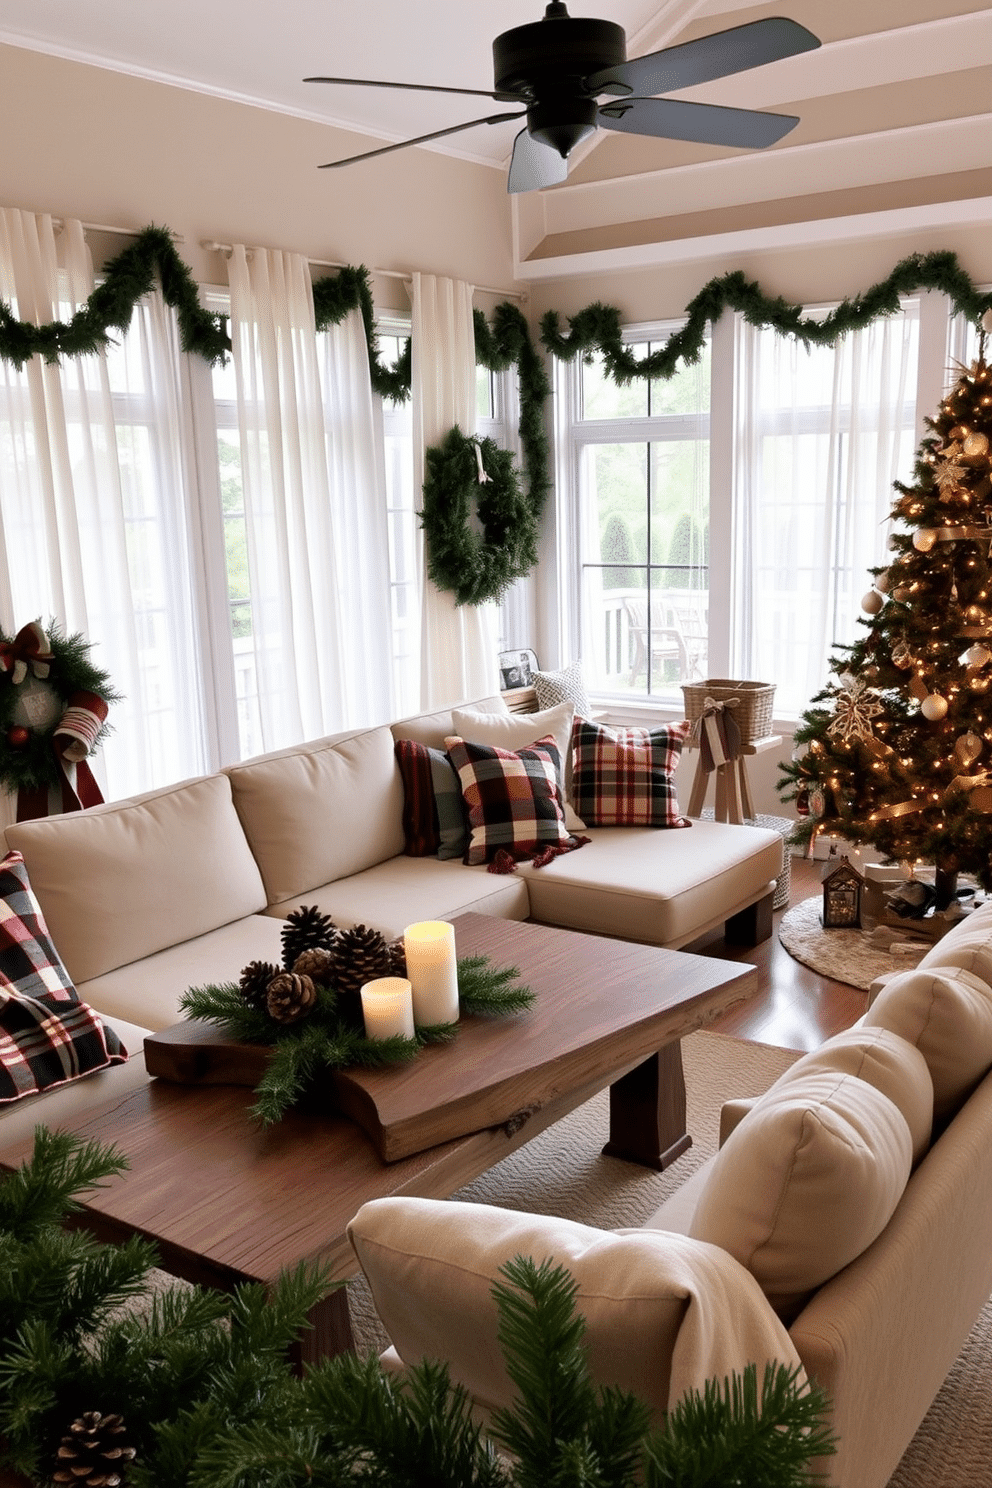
[764,1025,933,1164]
[5,774,266,984]
[391,696,507,752]
[863,965,992,1123]
[349,1197,801,1420]
[226,725,404,905]
[690,1070,913,1319]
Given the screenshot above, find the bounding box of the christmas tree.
[781,310,992,907]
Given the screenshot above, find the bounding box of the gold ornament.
[955,732,983,766]
[827,678,884,744]
[862,589,884,615]
[964,642,992,668]
[891,641,914,669]
[963,431,990,458]
[913,529,937,552]
[932,444,968,496]
[920,693,949,721]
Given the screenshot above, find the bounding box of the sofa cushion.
[863,966,992,1123]
[571,717,691,828]
[445,735,577,867]
[689,1070,913,1319]
[263,854,530,941]
[391,697,507,752]
[532,660,590,719]
[226,725,405,905]
[917,923,992,992]
[0,850,127,1103]
[0,1015,150,1147]
[77,913,288,1033]
[766,1025,933,1164]
[394,739,467,860]
[451,702,585,833]
[521,819,782,948]
[5,774,267,984]
[348,1197,802,1420]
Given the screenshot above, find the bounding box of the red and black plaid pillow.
[394,738,468,860]
[0,850,127,1103]
[571,717,692,828]
[444,734,577,866]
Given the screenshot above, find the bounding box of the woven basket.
[682,679,776,745]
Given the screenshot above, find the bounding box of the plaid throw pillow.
[572,717,692,828]
[394,739,467,859]
[0,849,127,1103]
[445,734,576,867]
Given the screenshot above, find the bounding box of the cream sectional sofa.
[1,695,782,1037]
[350,899,992,1488]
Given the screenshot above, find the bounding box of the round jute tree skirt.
[778,895,929,991]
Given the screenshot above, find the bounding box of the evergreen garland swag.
[180,904,535,1126]
[0,1128,836,1488]
[421,426,542,606]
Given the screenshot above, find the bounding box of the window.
[560,329,711,702]
[556,302,926,718]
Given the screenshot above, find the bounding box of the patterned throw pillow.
[394,739,467,860]
[532,661,591,720]
[445,735,577,867]
[0,849,127,1103]
[572,717,692,828]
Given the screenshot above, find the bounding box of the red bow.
[0,621,53,685]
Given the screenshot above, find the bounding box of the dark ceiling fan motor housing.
[493,3,626,158]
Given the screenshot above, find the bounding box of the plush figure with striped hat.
[0,622,119,820]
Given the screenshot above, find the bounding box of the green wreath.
[420,426,541,606]
[0,623,119,795]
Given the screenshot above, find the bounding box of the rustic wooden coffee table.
[0,915,756,1365]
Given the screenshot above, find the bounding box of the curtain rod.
[53,219,185,243]
[199,240,527,302]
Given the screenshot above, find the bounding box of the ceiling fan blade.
[507,127,569,194]
[598,96,800,150]
[587,17,820,99]
[305,75,518,103]
[319,111,524,170]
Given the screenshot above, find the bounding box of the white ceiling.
[1,0,990,267]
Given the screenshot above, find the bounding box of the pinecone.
[292,946,336,984]
[266,971,317,1024]
[280,904,338,969]
[53,1411,136,1487]
[332,923,393,998]
[239,959,280,1009]
[388,937,407,978]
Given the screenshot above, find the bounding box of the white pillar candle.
[403,920,459,1025]
[360,978,415,1041]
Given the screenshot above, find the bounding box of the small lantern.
[821,851,863,929]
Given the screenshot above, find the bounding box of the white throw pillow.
[690,1070,913,1319]
[452,702,585,832]
[863,966,992,1123]
[765,1025,933,1164]
[349,1197,801,1420]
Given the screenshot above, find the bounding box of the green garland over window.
[540,249,992,382]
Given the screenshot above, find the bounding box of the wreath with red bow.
[0,622,120,818]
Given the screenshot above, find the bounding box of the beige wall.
[0,42,515,304]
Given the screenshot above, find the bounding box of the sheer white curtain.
[732,309,919,714]
[0,208,208,808]
[412,272,498,708]
[228,245,392,749]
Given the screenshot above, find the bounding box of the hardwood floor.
[684,855,869,1052]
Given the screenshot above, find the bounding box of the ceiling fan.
[306,4,820,193]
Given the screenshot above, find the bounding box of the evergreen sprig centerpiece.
[180,905,534,1125]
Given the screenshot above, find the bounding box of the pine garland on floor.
[0,1129,835,1488]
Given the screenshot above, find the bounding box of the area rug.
[779,894,929,990]
[345,1028,992,1488]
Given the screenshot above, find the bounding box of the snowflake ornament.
[826,677,884,744]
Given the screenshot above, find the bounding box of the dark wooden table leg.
[601,1040,692,1170]
[286,1283,355,1372]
